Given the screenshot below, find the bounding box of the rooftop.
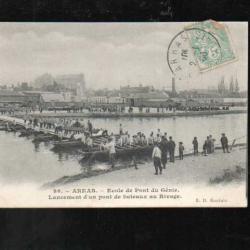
[0,90,25,96]
[41,93,65,102]
[128,91,169,99]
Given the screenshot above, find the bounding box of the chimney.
[172,77,176,95]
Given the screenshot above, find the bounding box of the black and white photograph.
[0,21,247,207]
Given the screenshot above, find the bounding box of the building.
[108,96,126,104]
[120,85,154,97]
[87,96,109,104]
[55,74,86,100]
[87,96,126,105]
[179,89,223,105]
[0,90,26,105]
[32,73,86,100]
[222,97,247,106]
[127,91,169,107]
[61,92,73,102]
[22,91,43,105]
[40,92,70,108]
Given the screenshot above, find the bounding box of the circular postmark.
[167,28,222,77]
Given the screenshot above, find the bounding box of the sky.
[0,22,248,91]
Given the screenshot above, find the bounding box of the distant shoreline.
[16,109,247,119]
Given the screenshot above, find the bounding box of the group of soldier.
[151,133,184,175]
[114,125,231,176]
[152,132,230,175]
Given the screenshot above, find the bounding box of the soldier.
[87,120,93,135]
[152,143,162,175]
[179,142,184,160]
[192,137,198,155]
[148,132,154,145]
[156,134,161,143]
[221,133,230,153]
[86,134,93,151]
[119,123,123,135]
[168,136,176,163]
[160,136,168,169]
[157,128,162,137]
[206,136,212,154]
[107,137,116,168]
[203,139,208,156]
[164,132,167,139]
[209,135,215,153]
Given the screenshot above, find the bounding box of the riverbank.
[0,145,246,208]
[13,108,247,119]
[48,144,247,188]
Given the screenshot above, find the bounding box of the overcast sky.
[0,22,248,91]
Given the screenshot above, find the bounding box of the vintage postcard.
[0,22,247,207]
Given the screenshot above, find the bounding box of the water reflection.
[33,142,40,152]
[0,113,247,185]
[83,113,247,151]
[0,131,82,185]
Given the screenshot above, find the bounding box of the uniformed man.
[168,136,176,163]
[206,136,211,154]
[86,135,93,151]
[87,120,93,135]
[152,143,162,175]
[203,139,208,156]
[107,137,116,168]
[179,142,184,160]
[119,123,123,135]
[148,132,154,145]
[157,128,162,137]
[221,133,230,153]
[209,135,215,153]
[160,136,168,169]
[192,137,198,155]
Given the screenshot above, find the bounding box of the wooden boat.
[51,134,118,150]
[32,134,60,143]
[19,129,35,137]
[6,126,19,132]
[80,141,247,165]
[80,144,154,164]
[0,123,24,132]
[0,125,7,131]
[19,129,43,137]
[52,139,85,149]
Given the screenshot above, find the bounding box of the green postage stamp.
[185,20,237,71]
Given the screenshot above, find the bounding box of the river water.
[0,113,247,186]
